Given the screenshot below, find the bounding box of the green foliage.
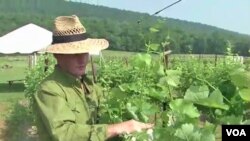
[3,102,36,141]
[96,51,250,140]
[170,99,200,118]
[184,86,229,110]
[174,123,201,141]
[20,51,250,140]
[24,54,56,110]
[229,69,250,102]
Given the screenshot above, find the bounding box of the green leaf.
[203,121,216,132]
[166,70,181,87]
[185,87,229,110]
[158,76,167,86]
[147,88,166,101]
[152,62,165,76]
[166,76,180,87]
[149,27,159,33]
[165,70,182,76]
[200,122,216,141]
[132,53,152,68]
[242,120,250,124]
[184,85,209,101]
[239,88,250,102]
[143,54,152,66]
[200,132,215,141]
[220,115,243,124]
[139,101,158,116]
[146,43,160,51]
[196,89,229,110]
[161,41,170,48]
[153,127,176,141]
[138,112,149,122]
[230,70,250,88]
[127,83,140,93]
[158,70,181,87]
[126,103,139,120]
[110,87,127,100]
[174,123,201,141]
[170,99,200,118]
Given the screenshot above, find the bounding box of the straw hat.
[43,15,109,54]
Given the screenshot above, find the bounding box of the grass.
[0,55,27,118]
[0,91,24,103]
[0,55,29,82]
[0,73,26,121]
[0,55,27,119]
[0,92,24,120]
[0,83,27,141]
[0,55,29,141]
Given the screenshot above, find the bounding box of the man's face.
[55,53,89,78]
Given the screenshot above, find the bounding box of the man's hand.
[107,119,154,138]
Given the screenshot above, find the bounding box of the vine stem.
[195,77,232,105]
[196,77,216,90]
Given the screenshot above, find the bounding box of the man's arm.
[107,119,154,138]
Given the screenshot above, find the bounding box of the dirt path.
[0,120,6,140]
[0,103,7,141]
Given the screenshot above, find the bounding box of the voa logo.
[226,129,246,136]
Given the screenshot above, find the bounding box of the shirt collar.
[53,65,81,86]
[53,66,92,94]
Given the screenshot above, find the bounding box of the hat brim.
[39,38,109,54]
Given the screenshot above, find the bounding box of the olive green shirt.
[34,66,108,141]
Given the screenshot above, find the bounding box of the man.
[34,15,154,141]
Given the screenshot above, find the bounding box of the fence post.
[164,50,172,69]
[90,56,96,83]
[214,54,218,67]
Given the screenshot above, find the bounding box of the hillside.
[0,0,249,56]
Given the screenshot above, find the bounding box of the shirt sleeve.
[34,82,108,141]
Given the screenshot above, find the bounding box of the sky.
[79,0,250,35]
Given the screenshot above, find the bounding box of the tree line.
[0,0,249,56]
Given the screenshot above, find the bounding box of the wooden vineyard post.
[90,56,96,83]
[214,54,218,67]
[124,57,128,67]
[164,50,172,69]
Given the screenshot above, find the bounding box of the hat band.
[52,33,88,44]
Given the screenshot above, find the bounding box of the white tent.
[0,23,52,54]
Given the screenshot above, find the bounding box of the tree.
[206,31,227,54]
